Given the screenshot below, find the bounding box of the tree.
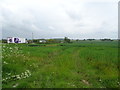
[47,39,55,43]
[33,39,39,43]
[76,39,79,42]
[2,39,7,43]
[64,37,70,43]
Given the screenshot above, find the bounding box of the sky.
[0,0,119,39]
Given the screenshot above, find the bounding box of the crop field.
[2,41,119,88]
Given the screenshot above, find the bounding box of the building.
[7,37,27,43]
[39,40,46,43]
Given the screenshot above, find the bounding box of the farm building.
[39,40,46,43]
[7,37,27,43]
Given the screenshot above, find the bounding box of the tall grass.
[2,41,119,88]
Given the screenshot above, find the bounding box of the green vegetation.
[2,41,119,88]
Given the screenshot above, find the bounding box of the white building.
[7,37,27,43]
[39,40,46,43]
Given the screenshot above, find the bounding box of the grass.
[2,41,119,88]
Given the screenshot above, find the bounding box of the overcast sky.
[0,0,119,39]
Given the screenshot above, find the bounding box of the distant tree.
[47,39,55,43]
[27,40,33,44]
[64,37,71,43]
[33,39,39,43]
[76,39,79,42]
[2,39,7,43]
[100,38,112,41]
[87,39,95,41]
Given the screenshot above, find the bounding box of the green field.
[2,41,119,88]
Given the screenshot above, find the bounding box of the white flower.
[17,76,21,79]
[99,79,102,82]
[16,75,19,77]
[3,61,8,64]
[7,73,11,76]
[67,83,70,85]
[6,78,8,80]
[13,83,18,88]
[71,85,75,87]
[21,73,24,75]
[12,75,16,78]
[9,47,12,50]
[2,79,5,81]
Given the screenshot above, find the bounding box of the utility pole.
[32,32,33,43]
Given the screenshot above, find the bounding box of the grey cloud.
[1,0,118,39]
[65,10,81,21]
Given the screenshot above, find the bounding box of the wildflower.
[23,76,26,79]
[26,70,29,72]
[17,76,21,80]
[25,73,28,76]
[11,75,16,78]
[118,82,120,85]
[67,83,70,85]
[52,72,55,74]
[13,83,18,88]
[82,80,90,85]
[7,73,11,76]
[71,85,75,87]
[6,78,8,80]
[9,47,12,50]
[16,75,19,77]
[99,79,102,82]
[3,61,8,64]
[3,46,5,48]
[21,73,24,75]
[2,79,5,81]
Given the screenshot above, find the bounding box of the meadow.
[2,41,119,88]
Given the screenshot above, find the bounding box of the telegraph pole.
[32,32,33,43]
